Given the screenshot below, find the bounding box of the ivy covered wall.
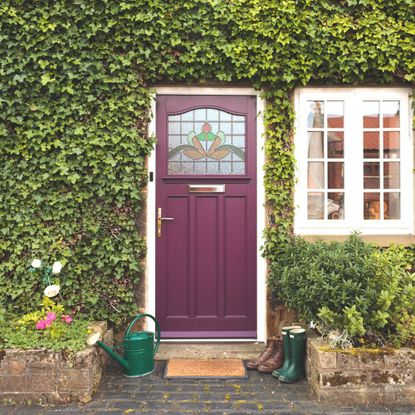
[1,1,414,325]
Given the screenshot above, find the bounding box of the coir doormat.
[164,359,247,379]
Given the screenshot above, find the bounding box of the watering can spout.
[96,340,130,371]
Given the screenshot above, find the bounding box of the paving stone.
[95,390,132,400]
[44,411,86,415]
[148,383,183,392]
[106,399,144,410]
[354,406,392,413]
[14,406,45,415]
[44,405,89,412]
[142,400,174,410]
[165,392,197,401]
[258,401,298,410]
[131,390,167,399]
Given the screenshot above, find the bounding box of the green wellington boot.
[272,325,301,379]
[279,328,306,383]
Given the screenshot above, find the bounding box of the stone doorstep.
[155,342,265,360]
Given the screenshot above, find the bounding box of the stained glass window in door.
[168,108,245,175]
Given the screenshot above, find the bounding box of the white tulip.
[52,261,63,274]
[86,331,102,346]
[31,259,42,268]
[44,284,60,298]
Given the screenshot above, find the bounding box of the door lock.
[157,208,174,238]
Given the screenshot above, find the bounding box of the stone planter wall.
[307,334,415,405]
[0,322,113,404]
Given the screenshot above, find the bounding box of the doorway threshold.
[156,342,264,360]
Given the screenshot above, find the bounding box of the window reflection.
[383,101,400,128]
[363,101,380,128]
[307,101,324,128]
[327,101,344,128]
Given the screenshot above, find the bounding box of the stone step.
[155,342,265,360]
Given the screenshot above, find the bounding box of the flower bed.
[0,322,113,404]
[307,333,415,405]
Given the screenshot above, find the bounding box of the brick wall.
[0,324,113,404]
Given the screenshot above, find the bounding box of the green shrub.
[268,234,415,347]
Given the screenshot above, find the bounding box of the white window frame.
[294,87,413,235]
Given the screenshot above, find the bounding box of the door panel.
[224,196,248,318]
[156,95,257,338]
[195,196,219,317]
[165,196,189,318]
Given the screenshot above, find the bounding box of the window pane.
[308,192,324,219]
[384,162,400,189]
[232,162,245,174]
[363,131,379,158]
[168,122,181,135]
[384,192,400,220]
[308,131,324,158]
[307,101,324,128]
[364,193,381,219]
[364,162,380,189]
[169,135,182,149]
[328,162,344,189]
[328,131,344,158]
[169,161,193,175]
[383,101,400,128]
[363,101,380,128]
[383,131,400,159]
[233,122,245,134]
[194,109,206,121]
[220,111,232,121]
[308,162,324,189]
[327,101,344,128]
[207,109,219,120]
[328,192,344,220]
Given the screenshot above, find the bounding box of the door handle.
[157,208,174,238]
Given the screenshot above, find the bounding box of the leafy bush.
[268,234,415,347]
[0,298,89,352]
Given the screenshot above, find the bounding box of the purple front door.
[155,95,257,338]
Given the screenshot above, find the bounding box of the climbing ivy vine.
[1,0,414,325]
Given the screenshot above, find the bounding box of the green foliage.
[0,298,89,352]
[0,1,413,326]
[268,234,415,347]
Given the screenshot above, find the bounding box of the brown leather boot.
[245,339,277,370]
[257,339,284,373]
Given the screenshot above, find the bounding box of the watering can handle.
[125,313,161,356]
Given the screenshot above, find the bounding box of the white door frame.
[146,87,267,342]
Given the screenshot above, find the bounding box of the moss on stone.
[318,346,396,356]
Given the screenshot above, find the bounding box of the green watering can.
[97,313,160,377]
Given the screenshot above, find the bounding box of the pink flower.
[46,312,56,322]
[61,315,73,324]
[36,320,47,330]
